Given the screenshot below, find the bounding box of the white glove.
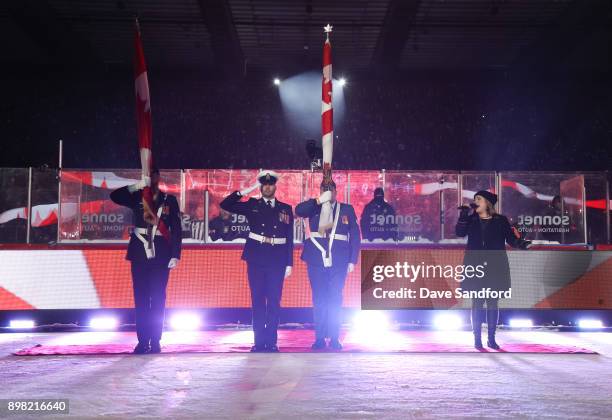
[168,258,179,269]
[128,175,151,193]
[347,263,355,273]
[239,182,260,196]
[317,190,332,205]
[284,266,292,278]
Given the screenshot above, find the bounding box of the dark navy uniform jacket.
[295,199,361,268]
[110,186,182,265]
[220,192,294,268]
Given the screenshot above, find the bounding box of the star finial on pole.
[323,24,333,33]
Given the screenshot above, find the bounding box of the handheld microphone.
[457,203,478,210]
[457,203,479,216]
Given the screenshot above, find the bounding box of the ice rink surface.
[1,330,611,419]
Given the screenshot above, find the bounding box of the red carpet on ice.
[13,330,597,355]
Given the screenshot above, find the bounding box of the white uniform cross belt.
[134,200,165,259]
[310,203,342,267]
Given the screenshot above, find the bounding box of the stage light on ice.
[433,313,463,330]
[352,311,390,334]
[509,318,533,328]
[170,312,202,331]
[89,317,119,330]
[9,320,35,329]
[578,319,603,329]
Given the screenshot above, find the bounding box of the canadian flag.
[134,20,169,240]
[321,25,333,169]
[134,20,153,215]
[318,24,334,235]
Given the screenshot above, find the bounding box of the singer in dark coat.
[455,190,531,350]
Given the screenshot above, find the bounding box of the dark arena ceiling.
[1,0,611,78]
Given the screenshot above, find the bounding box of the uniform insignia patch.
[279,211,290,224]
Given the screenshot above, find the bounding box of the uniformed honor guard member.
[220,170,294,352]
[296,180,360,350]
[110,168,182,354]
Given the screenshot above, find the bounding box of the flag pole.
[56,139,63,243]
[26,167,32,244]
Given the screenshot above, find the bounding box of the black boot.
[311,339,326,350]
[487,308,500,350]
[149,340,162,354]
[133,342,149,354]
[471,306,483,350]
[329,338,343,350]
[487,337,500,350]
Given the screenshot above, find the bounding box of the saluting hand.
[128,175,151,193]
[168,258,179,269]
[240,182,261,196]
[317,190,332,205]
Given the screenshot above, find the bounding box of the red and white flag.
[134,20,152,186]
[321,24,334,173]
[134,20,169,240]
[318,24,334,234]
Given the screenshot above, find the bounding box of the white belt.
[310,232,348,241]
[134,201,164,259]
[134,227,163,236]
[310,203,342,267]
[248,232,287,245]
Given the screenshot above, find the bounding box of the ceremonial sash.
[310,203,341,267]
[135,194,167,259]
